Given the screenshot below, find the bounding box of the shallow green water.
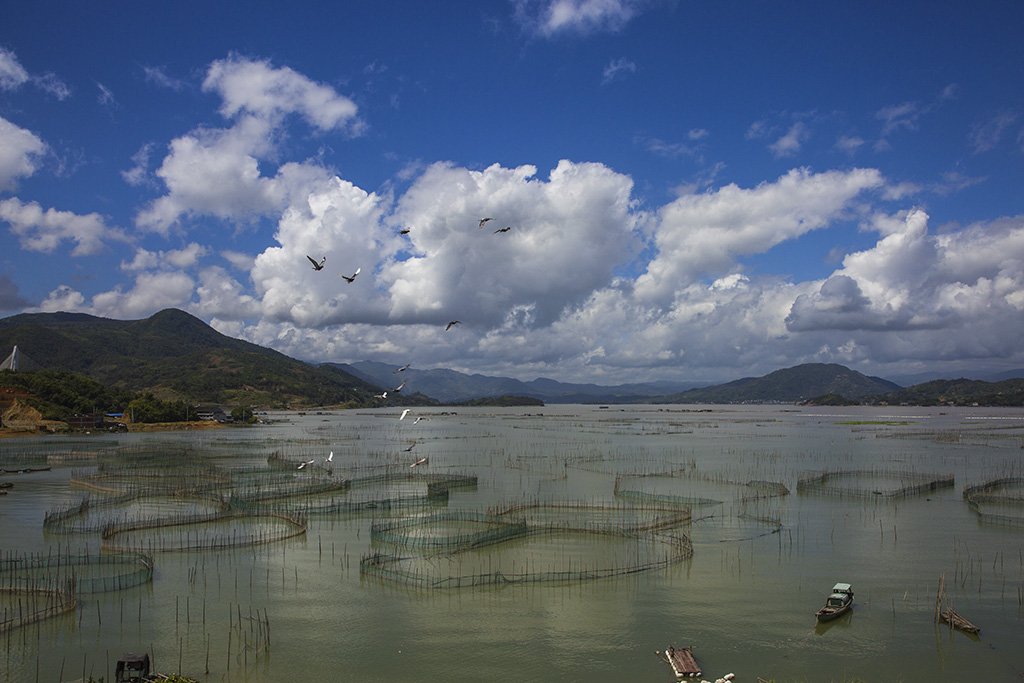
[1,405,1023,682]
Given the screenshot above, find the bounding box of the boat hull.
[815,603,852,622]
[939,609,979,634]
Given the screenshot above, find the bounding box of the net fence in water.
[0,551,156,633]
[0,551,154,595]
[99,511,308,554]
[48,443,479,555]
[796,468,954,499]
[360,501,693,589]
[963,477,1024,528]
[613,473,789,508]
[43,492,228,535]
[229,471,476,517]
[0,580,76,634]
[70,464,233,496]
[231,484,452,516]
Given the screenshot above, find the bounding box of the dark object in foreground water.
[115,652,150,682]
[816,582,854,622]
[939,607,980,634]
[657,645,701,679]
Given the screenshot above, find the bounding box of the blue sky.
[2,0,1023,384]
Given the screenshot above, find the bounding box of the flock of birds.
[298,217,507,472]
[304,215,504,338]
[297,450,333,470]
[307,254,362,283]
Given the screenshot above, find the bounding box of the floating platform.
[664,646,701,679]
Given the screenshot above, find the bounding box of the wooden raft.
[663,646,701,679]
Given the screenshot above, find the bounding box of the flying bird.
[307,255,326,271]
[399,228,411,235]
[393,380,407,393]
[413,416,424,424]
[409,457,427,467]
[400,409,411,421]
[394,363,411,373]
[375,391,388,399]
[326,451,334,463]
[297,459,316,470]
[339,267,361,283]
[494,226,511,234]
[445,320,461,331]
[478,217,494,229]
[404,442,418,453]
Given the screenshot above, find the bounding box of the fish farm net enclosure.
[1,405,1024,683]
[795,467,955,499]
[360,502,694,589]
[963,476,1024,527]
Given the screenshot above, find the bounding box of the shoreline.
[0,420,227,439]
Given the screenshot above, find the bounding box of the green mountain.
[0,309,386,408]
[647,363,902,404]
[864,378,1024,407]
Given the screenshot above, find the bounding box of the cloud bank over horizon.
[3,2,1024,383]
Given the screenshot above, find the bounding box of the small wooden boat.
[939,608,979,634]
[816,582,853,622]
[661,646,701,679]
[935,572,980,635]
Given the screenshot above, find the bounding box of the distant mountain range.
[334,360,707,403]
[645,363,902,403]
[2,308,1023,408]
[884,368,1024,386]
[862,378,1024,407]
[339,360,1024,406]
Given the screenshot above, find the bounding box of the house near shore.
[67,413,127,431]
[67,413,104,430]
[195,405,229,422]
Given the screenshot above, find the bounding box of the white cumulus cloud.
[386,159,639,328]
[203,54,361,132]
[38,285,86,313]
[636,167,885,305]
[251,175,389,328]
[0,116,47,190]
[136,55,361,234]
[0,197,129,256]
[90,271,196,319]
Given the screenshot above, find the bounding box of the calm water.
[2,405,1023,682]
